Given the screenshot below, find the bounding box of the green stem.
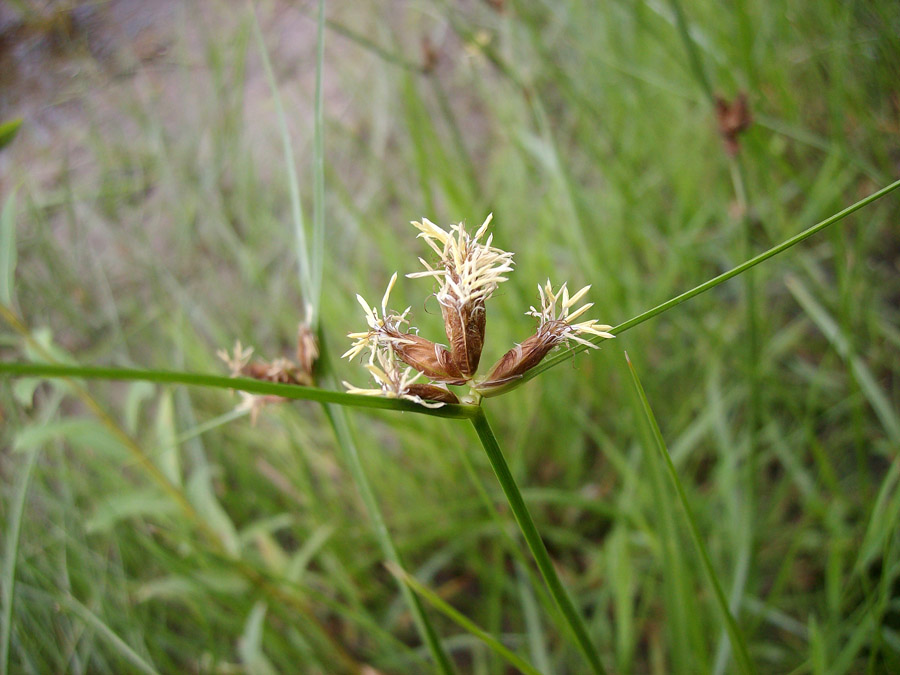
[469,407,606,675]
[625,353,756,675]
[506,177,900,392]
[311,0,326,324]
[0,361,478,420]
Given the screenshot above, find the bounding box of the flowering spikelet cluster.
[343,214,614,405]
[217,325,318,424]
[479,280,613,392]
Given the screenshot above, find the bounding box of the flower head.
[343,345,459,408]
[217,341,254,377]
[342,272,411,362]
[408,213,514,376]
[343,273,466,384]
[478,280,614,392]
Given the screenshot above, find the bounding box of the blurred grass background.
[1,0,899,672]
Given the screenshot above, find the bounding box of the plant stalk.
[469,407,606,674]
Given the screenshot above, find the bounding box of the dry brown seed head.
[296,323,319,377]
[715,93,752,156]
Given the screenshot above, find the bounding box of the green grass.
[2,1,900,672]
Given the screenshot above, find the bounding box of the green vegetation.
[2,1,899,673]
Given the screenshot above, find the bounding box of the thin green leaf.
[0,190,17,306]
[249,4,313,320]
[1,446,38,675]
[58,595,160,675]
[239,602,279,675]
[323,402,456,674]
[86,489,180,533]
[154,389,182,487]
[0,119,22,152]
[0,361,479,419]
[13,418,126,459]
[625,352,755,675]
[187,464,240,556]
[493,178,900,396]
[785,275,900,444]
[311,0,326,326]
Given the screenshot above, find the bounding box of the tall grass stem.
[470,407,607,675]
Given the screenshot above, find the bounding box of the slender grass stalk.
[666,0,713,100]
[511,177,900,390]
[469,407,607,675]
[0,360,478,420]
[388,563,543,675]
[249,3,314,320]
[625,352,756,675]
[1,445,39,675]
[311,0,326,322]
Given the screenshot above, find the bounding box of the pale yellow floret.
[407,213,514,308]
[342,345,445,408]
[527,280,615,349]
[217,340,254,377]
[342,273,413,362]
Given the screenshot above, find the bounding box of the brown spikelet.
[715,93,752,156]
[405,383,460,405]
[441,295,486,378]
[386,329,467,385]
[296,324,319,378]
[477,322,567,390]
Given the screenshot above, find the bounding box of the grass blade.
[0,118,22,151]
[56,595,160,675]
[0,190,17,307]
[1,446,39,675]
[785,275,900,444]
[625,352,756,675]
[389,563,543,675]
[311,0,326,325]
[0,361,478,419]
[249,3,314,321]
[501,178,900,394]
[470,407,607,675]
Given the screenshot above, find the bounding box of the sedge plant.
[3,2,900,673]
